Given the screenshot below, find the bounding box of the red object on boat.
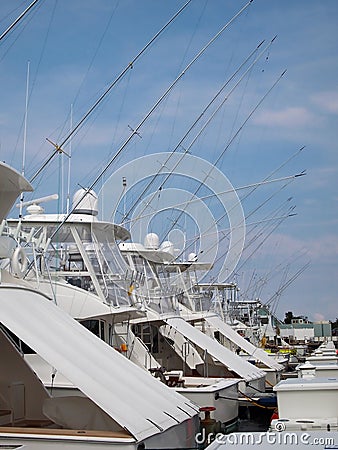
[271,409,279,421]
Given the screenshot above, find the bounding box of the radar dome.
[188,252,198,262]
[144,233,159,250]
[72,189,98,216]
[160,240,175,256]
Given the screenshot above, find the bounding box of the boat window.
[0,324,36,354]
[100,320,105,341]
[80,319,105,341]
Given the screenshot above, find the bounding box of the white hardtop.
[0,285,198,441]
[164,261,214,272]
[7,214,130,242]
[119,242,174,263]
[274,377,338,392]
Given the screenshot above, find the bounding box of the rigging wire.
[123,37,268,224]
[163,70,288,260]
[121,172,304,227]
[11,0,57,169]
[42,1,254,245]
[0,0,43,66]
[57,1,121,142]
[29,0,195,184]
[0,0,40,43]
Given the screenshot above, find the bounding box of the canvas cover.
[0,286,198,441]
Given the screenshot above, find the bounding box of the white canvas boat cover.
[0,286,198,441]
[164,317,265,382]
[0,162,33,221]
[205,314,283,371]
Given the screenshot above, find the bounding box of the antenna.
[16,194,59,209]
[19,61,30,218]
[66,104,73,214]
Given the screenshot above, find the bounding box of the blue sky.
[0,0,337,322]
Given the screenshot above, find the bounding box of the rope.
[238,389,276,410]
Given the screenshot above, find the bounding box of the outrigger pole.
[0,0,40,43]
[44,1,254,243]
[30,0,194,183]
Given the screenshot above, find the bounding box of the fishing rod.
[267,263,291,313]
[215,189,296,265]
[187,198,296,289]
[192,203,295,305]
[204,148,306,259]
[123,36,269,223]
[265,261,310,309]
[235,205,296,275]
[122,171,304,227]
[171,143,305,265]
[241,246,309,301]
[29,0,194,183]
[43,1,254,244]
[242,204,294,249]
[0,0,40,43]
[176,210,297,252]
[193,200,296,286]
[238,206,296,268]
[160,69,287,248]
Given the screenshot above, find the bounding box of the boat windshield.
[128,254,178,315]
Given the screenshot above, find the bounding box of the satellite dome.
[144,233,159,250]
[188,252,198,262]
[72,189,98,216]
[160,240,174,256]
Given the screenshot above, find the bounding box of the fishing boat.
[0,162,200,449]
[296,341,338,379]
[159,259,284,386]
[202,344,338,449]
[118,237,275,420]
[4,190,263,431]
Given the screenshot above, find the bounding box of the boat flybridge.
[4,188,263,429]
[119,239,269,398]
[3,188,167,389]
[0,162,200,449]
[5,188,144,312]
[159,260,284,387]
[119,238,282,378]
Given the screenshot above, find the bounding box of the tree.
[284,311,294,324]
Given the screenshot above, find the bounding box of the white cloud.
[311,90,338,114]
[252,107,316,128]
[252,232,338,262]
[313,312,325,322]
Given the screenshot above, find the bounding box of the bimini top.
[0,161,33,221]
[7,215,130,242]
[204,314,283,371]
[0,285,199,441]
[164,316,266,382]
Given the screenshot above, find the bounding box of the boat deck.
[0,414,133,439]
